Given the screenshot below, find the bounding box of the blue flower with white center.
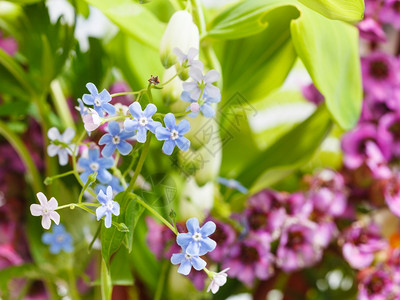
[217,177,248,194]
[182,67,221,100]
[155,113,190,155]
[47,127,75,166]
[181,91,221,118]
[171,246,207,275]
[98,121,135,157]
[78,148,114,184]
[95,176,124,195]
[124,102,161,143]
[42,224,73,254]
[96,186,120,228]
[82,82,116,117]
[177,217,216,256]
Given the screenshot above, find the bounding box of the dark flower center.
[366,274,385,295]
[369,60,389,80]
[210,226,228,244]
[240,245,259,264]
[248,211,267,230]
[389,122,400,137]
[393,1,400,13]
[286,231,305,249]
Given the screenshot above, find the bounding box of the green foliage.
[298,0,365,22]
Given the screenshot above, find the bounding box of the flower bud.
[83,108,101,132]
[160,11,199,69]
[162,66,183,105]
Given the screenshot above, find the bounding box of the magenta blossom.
[358,268,395,300]
[341,222,387,269]
[301,83,324,105]
[222,233,274,286]
[0,32,17,56]
[276,221,323,272]
[379,0,400,29]
[145,217,179,260]
[384,173,400,217]
[377,112,400,159]
[365,142,392,179]
[358,18,386,43]
[361,52,399,101]
[207,218,236,262]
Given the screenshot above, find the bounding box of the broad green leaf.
[237,105,332,191]
[83,0,164,50]
[124,194,145,253]
[291,6,362,130]
[298,0,364,22]
[110,247,134,285]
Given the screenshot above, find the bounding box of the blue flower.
[95,176,124,195]
[171,246,207,275]
[124,102,161,143]
[155,113,190,155]
[42,224,73,254]
[98,121,135,157]
[78,148,114,184]
[182,67,221,100]
[82,83,116,117]
[217,177,248,194]
[181,91,220,118]
[96,186,120,228]
[177,218,216,256]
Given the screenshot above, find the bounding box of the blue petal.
[204,84,220,99]
[186,218,199,233]
[94,105,104,117]
[146,120,162,134]
[82,94,95,105]
[191,256,207,271]
[176,137,190,151]
[53,225,65,234]
[144,103,157,118]
[205,94,221,103]
[80,171,91,184]
[200,221,216,236]
[50,243,61,254]
[97,169,113,184]
[164,113,176,129]
[98,134,113,145]
[89,148,100,161]
[136,126,147,143]
[42,233,53,244]
[102,103,116,116]
[97,190,108,205]
[129,102,143,119]
[155,127,171,141]
[107,121,121,136]
[124,119,139,132]
[96,205,107,220]
[199,238,217,254]
[99,89,111,103]
[101,143,116,157]
[177,119,190,134]
[186,242,201,256]
[63,243,73,252]
[120,130,135,140]
[86,82,98,95]
[111,201,120,216]
[162,139,176,155]
[177,233,192,248]
[98,157,114,169]
[200,103,215,118]
[171,253,185,265]
[177,259,192,275]
[180,91,195,103]
[116,141,132,155]
[104,212,112,228]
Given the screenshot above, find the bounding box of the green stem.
[0,120,43,192]
[67,269,81,300]
[110,90,143,97]
[154,260,169,300]
[158,73,178,88]
[50,80,75,129]
[134,195,178,235]
[78,178,93,204]
[45,170,75,182]
[192,0,206,36]
[147,83,153,103]
[88,223,102,251]
[124,135,152,196]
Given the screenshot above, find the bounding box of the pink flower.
[379,0,400,29]
[384,173,400,217]
[358,18,386,43]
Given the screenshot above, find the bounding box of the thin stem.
[0,120,43,192]
[192,0,206,36]
[50,80,75,129]
[78,178,93,204]
[147,83,153,103]
[158,74,178,88]
[154,260,169,300]
[67,268,81,300]
[134,195,178,235]
[88,223,102,252]
[110,90,143,97]
[45,170,75,182]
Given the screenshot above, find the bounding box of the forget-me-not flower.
[181,91,221,118]
[182,67,220,100]
[124,102,161,143]
[96,186,120,228]
[78,148,114,184]
[98,121,135,157]
[217,177,248,194]
[42,224,73,254]
[171,246,207,275]
[95,176,124,195]
[47,127,75,166]
[30,192,60,230]
[82,82,116,117]
[155,113,190,155]
[177,217,216,256]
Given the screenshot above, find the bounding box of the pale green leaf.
[298,0,364,22]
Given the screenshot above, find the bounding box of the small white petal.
[62,127,76,143]
[48,127,61,141]
[41,215,51,230]
[58,149,69,166]
[47,197,58,210]
[30,204,43,216]
[47,144,60,157]
[36,192,48,206]
[49,211,60,225]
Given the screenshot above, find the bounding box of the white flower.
[83,108,101,132]
[160,11,199,68]
[207,268,229,294]
[30,192,60,230]
[47,127,75,166]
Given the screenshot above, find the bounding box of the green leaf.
[291,6,362,130]
[0,100,30,116]
[110,247,134,285]
[237,105,332,192]
[124,194,145,253]
[297,0,364,22]
[82,0,164,50]
[101,258,112,300]
[0,264,42,291]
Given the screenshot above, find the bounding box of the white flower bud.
[160,11,199,69]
